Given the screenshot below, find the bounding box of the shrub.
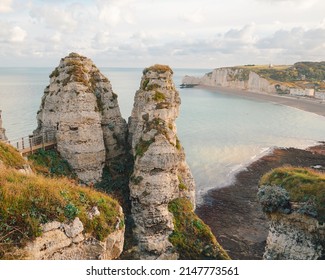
[257,185,290,213]
[28,149,75,178]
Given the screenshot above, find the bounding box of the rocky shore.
[196,143,325,259]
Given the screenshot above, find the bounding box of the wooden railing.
[5,130,57,156]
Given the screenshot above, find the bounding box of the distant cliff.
[258,167,325,260]
[183,67,285,94]
[183,62,325,95]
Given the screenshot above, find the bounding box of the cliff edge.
[258,167,325,259]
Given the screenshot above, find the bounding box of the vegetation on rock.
[143,64,173,74]
[257,185,290,214]
[168,198,230,260]
[259,166,325,223]
[28,149,76,178]
[238,61,325,89]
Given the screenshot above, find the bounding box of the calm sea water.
[0,67,324,200]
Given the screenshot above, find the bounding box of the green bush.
[257,185,290,214]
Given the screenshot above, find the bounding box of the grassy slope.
[168,198,230,260]
[260,166,325,223]
[0,142,123,259]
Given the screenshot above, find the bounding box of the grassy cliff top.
[143,64,173,75]
[260,166,325,223]
[231,61,325,89]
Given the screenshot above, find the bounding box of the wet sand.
[196,144,325,260]
[199,85,325,117]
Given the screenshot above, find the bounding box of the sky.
[0,0,325,68]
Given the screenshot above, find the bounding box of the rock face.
[263,213,325,260]
[0,110,7,141]
[128,65,195,259]
[21,216,125,260]
[34,53,127,183]
[183,68,287,94]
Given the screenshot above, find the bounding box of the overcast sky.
[1,0,325,68]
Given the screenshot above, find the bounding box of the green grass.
[28,149,76,178]
[0,142,26,169]
[168,198,230,260]
[260,166,325,223]
[0,167,123,259]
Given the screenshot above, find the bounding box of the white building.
[315,91,325,100]
[289,88,315,97]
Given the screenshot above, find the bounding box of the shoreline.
[196,143,325,260]
[196,85,325,117]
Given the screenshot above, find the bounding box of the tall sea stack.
[128,65,195,259]
[34,53,127,183]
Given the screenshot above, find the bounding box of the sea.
[0,67,324,201]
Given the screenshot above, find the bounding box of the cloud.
[256,26,325,56]
[29,4,79,33]
[0,0,12,13]
[0,21,27,43]
[179,8,205,24]
[96,0,135,26]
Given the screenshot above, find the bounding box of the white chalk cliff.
[34,53,127,184]
[183,67,287,94]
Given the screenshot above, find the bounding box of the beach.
[199,85,325,117]
[196,144,325,259]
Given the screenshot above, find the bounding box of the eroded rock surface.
[128,65,195,259]
[0,110,7,141]
[34,53,127,183]
[263,212,325,260]
[22,215,125,260]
